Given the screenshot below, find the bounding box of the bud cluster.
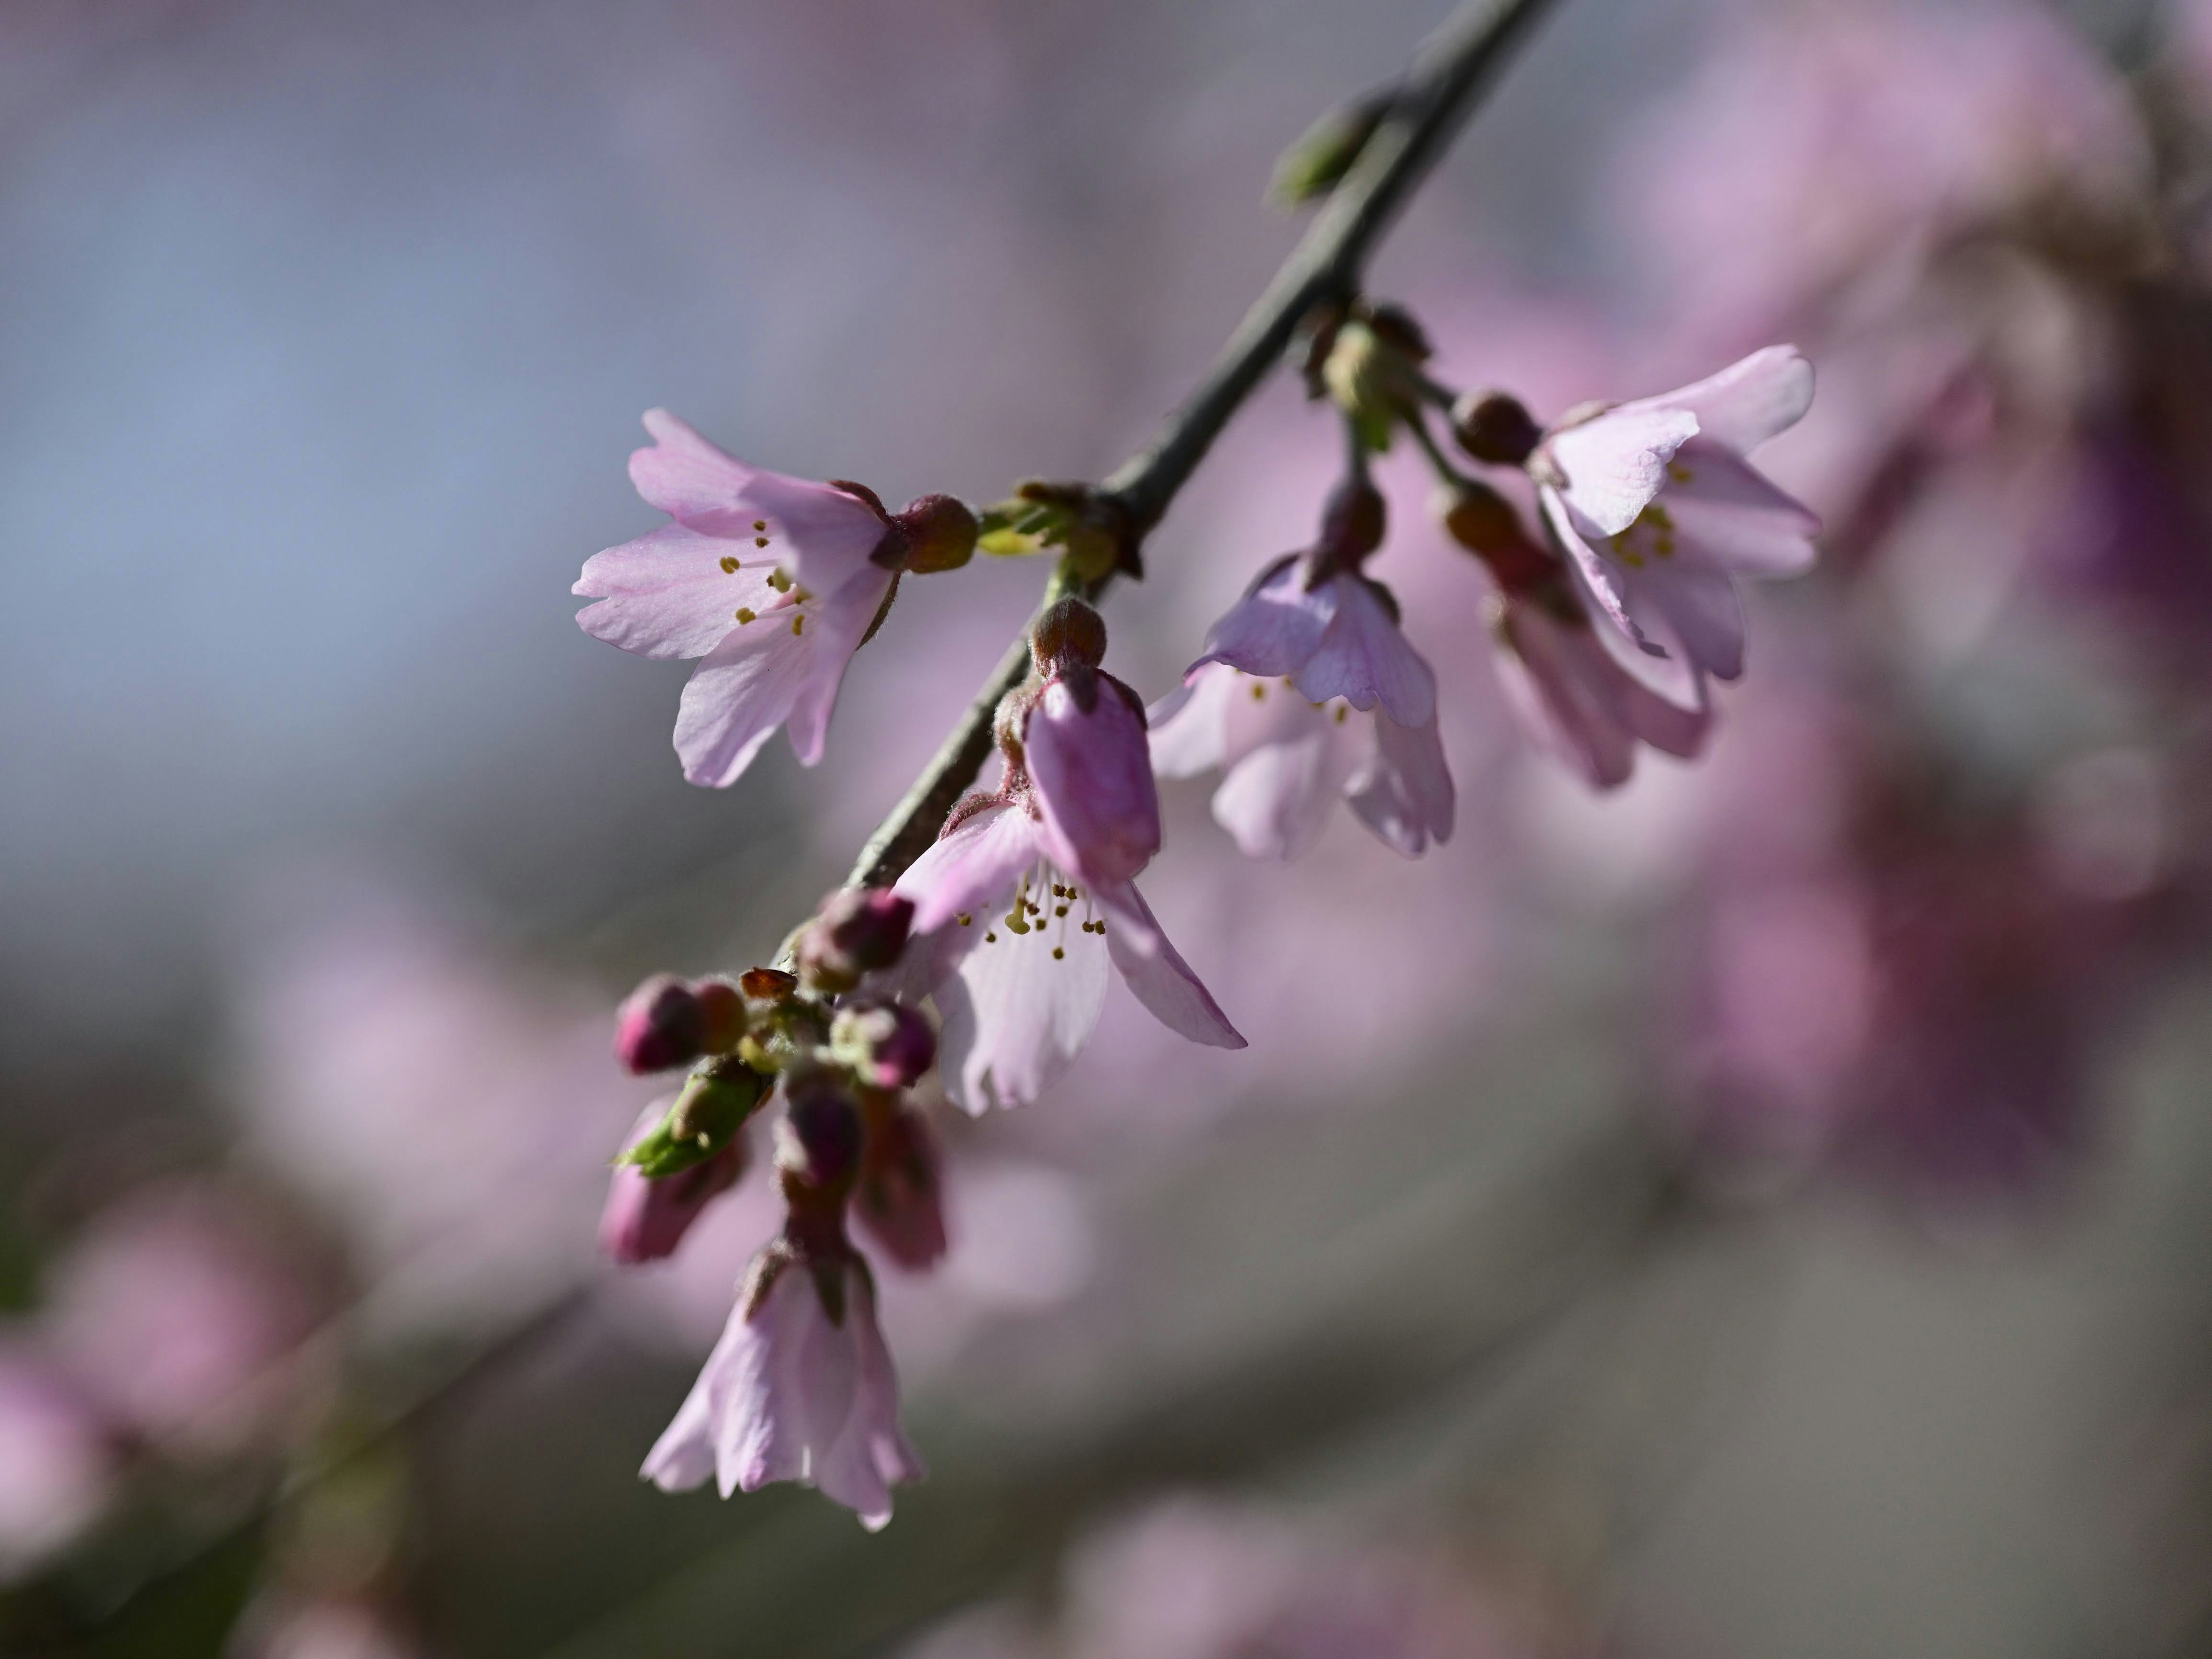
[597,884,947,1282]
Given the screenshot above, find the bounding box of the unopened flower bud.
[830,1001,938,1090]
[695,977,748,1054]
[1321,310,1426,452]
[895,494,979,574]
[1269,85,1391,206]
[1450,389,1541,465]
[854,1100,946,1270]
[1030,596,1109,676]
[615,974,707,1074]
[601,1101,748,1265]
[1307,474,1387,584]
[1435,482,1557,593]
[797,888,915,994]
[619,1054,771,1179]
[740,966,798,1005]
[778,1074,864,1194]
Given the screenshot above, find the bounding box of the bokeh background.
[6,0,2212,1654]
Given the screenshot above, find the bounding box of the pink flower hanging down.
[889,605,1244,1112]
[1164,556,1452,858]
[597,1101,749,1266]
[574,411,900,786]
[641,1240,922,1530]
[1490,587,1713,790]
[1149,662,1453,859]
[1532,347,1821,704]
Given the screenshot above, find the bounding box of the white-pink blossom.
[893,798,1244,1114]
[1532,347,1820,703]
[1149,662,1452,858]
[642,1245,922,1530]
[574,410,899,786]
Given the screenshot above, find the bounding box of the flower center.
[969,865,1103,959]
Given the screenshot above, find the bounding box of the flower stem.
[843,0,1561,892]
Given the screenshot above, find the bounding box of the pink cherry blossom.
[893,798,1244,1113]
[574,410,898,786]
[598,1101,751,1267]
[641,1244,922,1530]
[1192,559,1437,728]
[1149,662,1452,858]
[1532,347,1821,702]
[854,1101,949,1271]
[1490,589,1711,790]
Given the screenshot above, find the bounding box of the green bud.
[1269,86,1393,207]
[618,1055,771,1179]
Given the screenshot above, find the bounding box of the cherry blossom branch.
[842,0,1558,893]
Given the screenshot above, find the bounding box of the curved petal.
[1347,713,1455,855]
[633,410,888,594]
[783,569,891,767]
[1027,679,1162,887]
[935,909,1111,1113]
[672,615,812,787]
[1096,882,1245,1048]
[1191,564,1336,680]
[1211,721,1357,860]
[575,523,781,661]
[1540,485,1643,654]
[640,1317,736,1491]
[893,802,1039,937]
[1631,346,1813,456]
[1292,577,1438,727]
[1543,406,1699,536]
[1633,560,1746,682]
[1148,666,1234,779]
[1662,442,1822,578]
[1494,600,1636,790]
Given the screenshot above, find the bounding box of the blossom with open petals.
[1150,662,1452,859]
[893,797,1244,1114]
[1532,347,1820,703]
[574,411,903,787]
[1491,588,1712,789]
[642,1238,921,1530]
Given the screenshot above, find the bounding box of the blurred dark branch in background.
[845,0,1559,893]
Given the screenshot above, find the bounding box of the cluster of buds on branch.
[570,0,1823,1530]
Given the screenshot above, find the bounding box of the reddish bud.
[797,889,916,994]
[778,1074,864,1193]
[1030,596,1109,675]
[830,1001,938,1090]
[614,974,707,1074]
[740,966,798,1003]
[1450,389,1541,466]
[854,1102,946,1270]
[1435,482,1558,593]
[695,977,748,1053]
[896,494,979,574]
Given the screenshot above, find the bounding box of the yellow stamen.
[752,519,767,532]
[735,607,756,623]
[791,615,804,635]
[719,555,740,573]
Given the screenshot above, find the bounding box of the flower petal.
[1346,713,1455,856]
[1662,441,1822,577]
[1096,882,1245,1048]
[1147,666,1234,779]
[1211,723,1357,861]
[894,802,1040,937]
[632,410,888,595]
[574,523,780,661]
[1191,563,1336,680]
[1633,561,1747,683]
[1632,346,1813,455]
[1494,600,1637,790]
[1544,406,1699,536]
[1026,678,1162,887]
[783,569,892,767]
[671,611,812,787]
[935,906,1111,1113]
[1292,577,1438,728]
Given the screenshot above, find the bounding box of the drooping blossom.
[641,1225,923,1529]
[1529,347,1820,702]
[598,1100,751,1266]
[575,411,975,787]
[1149,662,1452,858]
[1489,585,1711,789]
[0,1340,113,1582]
[853,1094,948,1270]
[888,601,1244,1112]
[1168,475,1452,858]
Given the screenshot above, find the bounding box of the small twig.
[840,0,1560,893]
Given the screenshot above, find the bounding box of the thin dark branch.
[843,0,1559,893]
